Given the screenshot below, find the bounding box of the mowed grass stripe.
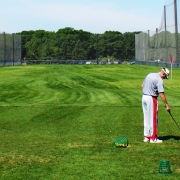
[0,65,144,106]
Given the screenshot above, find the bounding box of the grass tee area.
[0,64,180,179]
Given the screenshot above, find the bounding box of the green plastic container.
[112,136,128,148]
[158,160,172,174]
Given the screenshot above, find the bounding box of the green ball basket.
[158,160,172,174]
[112,136,128,148]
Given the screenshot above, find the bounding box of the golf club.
[168,111,180,130]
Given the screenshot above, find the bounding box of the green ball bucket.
[158,160,172,174]
[112,136,128,148]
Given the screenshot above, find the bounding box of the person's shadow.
[159,136,180,141]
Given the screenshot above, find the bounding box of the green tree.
[20,27,139,61]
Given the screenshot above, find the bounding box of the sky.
[1,0,169,34]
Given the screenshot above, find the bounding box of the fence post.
[96,34,98,64]
[12,33,14,66]
[148,30,150,61]
[155,28,158,60]
[58,33,60,60]
[20,34,22,62]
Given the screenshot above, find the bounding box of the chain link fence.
[135,0,180,68]
[0,32,21,66]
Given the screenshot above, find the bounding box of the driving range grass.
[0,64,180,179]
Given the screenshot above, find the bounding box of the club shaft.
[169,112,180,130]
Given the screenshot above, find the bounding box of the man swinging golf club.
[142,68,171,143]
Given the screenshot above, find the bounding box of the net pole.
[164,6,168,63]
[174,0,179,62]
[12,33,14,66]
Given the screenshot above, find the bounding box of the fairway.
[0,64,180,179]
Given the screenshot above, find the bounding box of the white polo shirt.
[142,73,164,97]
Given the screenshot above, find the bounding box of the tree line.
[18,27,140,61]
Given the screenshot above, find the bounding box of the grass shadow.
[159,136,180,141]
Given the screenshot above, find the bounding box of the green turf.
[0,64,180,179]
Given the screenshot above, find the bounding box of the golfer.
[142,68,171,143]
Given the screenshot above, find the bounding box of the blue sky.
[1,0,168,34]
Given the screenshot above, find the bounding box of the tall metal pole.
[164,6,168,62]
[12,33,14,66]
[174,0,179,62]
